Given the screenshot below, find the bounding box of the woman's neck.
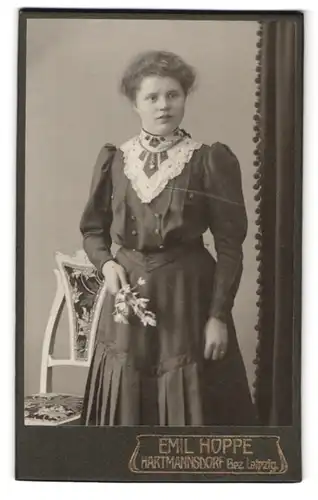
[141,127,179,138]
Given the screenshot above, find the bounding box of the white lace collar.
[119,133,202,204]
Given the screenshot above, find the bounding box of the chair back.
[39,250,106,393]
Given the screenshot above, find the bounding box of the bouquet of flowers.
[113,277,156,327]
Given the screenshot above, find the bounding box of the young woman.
[80,50,256,426]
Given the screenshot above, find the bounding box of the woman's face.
[134,75,186,135]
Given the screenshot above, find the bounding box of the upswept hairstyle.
[120,50,196,102]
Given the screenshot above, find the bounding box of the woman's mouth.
[157,115,172,122]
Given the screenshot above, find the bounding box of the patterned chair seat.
[24,393,83,426]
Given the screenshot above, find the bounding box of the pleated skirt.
[81,243,256,426]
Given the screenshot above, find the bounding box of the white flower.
[131,302,140,314]
[112,279,156,328]
[140,312,157,327]
[148,317,156,327]
[113,313,129,324]
[145,312,157,327]
[137,297,149,308]
[137,277,146,286]
[115,291,125,301]
[116,302,129,314]
[116,284,131,300]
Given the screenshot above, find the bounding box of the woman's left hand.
[204,317,228,361]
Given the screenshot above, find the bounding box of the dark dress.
[79,139,256,426]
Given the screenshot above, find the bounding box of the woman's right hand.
[102,260,128,295]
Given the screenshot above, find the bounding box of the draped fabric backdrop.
[254,20,303,426]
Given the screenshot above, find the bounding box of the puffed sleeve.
[203,142,248,322]
[80,144,116,273]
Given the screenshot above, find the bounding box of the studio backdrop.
[24,19,258,399]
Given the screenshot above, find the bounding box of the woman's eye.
[167,92,178,99]
[148,95,157,102]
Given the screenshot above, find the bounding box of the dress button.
[154,229,160,235]
[132,230,137,235]
[188,193,194,199]
[154,213,160,218]
[131,215,136,220]
[159,245,164,249]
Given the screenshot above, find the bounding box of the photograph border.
[16,9,303,482]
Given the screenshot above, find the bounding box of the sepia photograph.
[16,10,302,482]
[23,16,259,427]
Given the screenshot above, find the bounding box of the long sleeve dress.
[79,133,256,426]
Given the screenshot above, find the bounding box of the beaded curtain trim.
[251,21,264,404]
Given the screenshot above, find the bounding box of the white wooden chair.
[24,250,107,426]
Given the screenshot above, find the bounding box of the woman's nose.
[157,96,169,110]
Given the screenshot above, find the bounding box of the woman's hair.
[120,50,196,102]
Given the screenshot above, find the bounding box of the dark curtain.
[254,20,302,426]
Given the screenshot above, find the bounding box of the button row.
[132,229,161,236]
[131,245,164,251]
[130,213,160,220]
